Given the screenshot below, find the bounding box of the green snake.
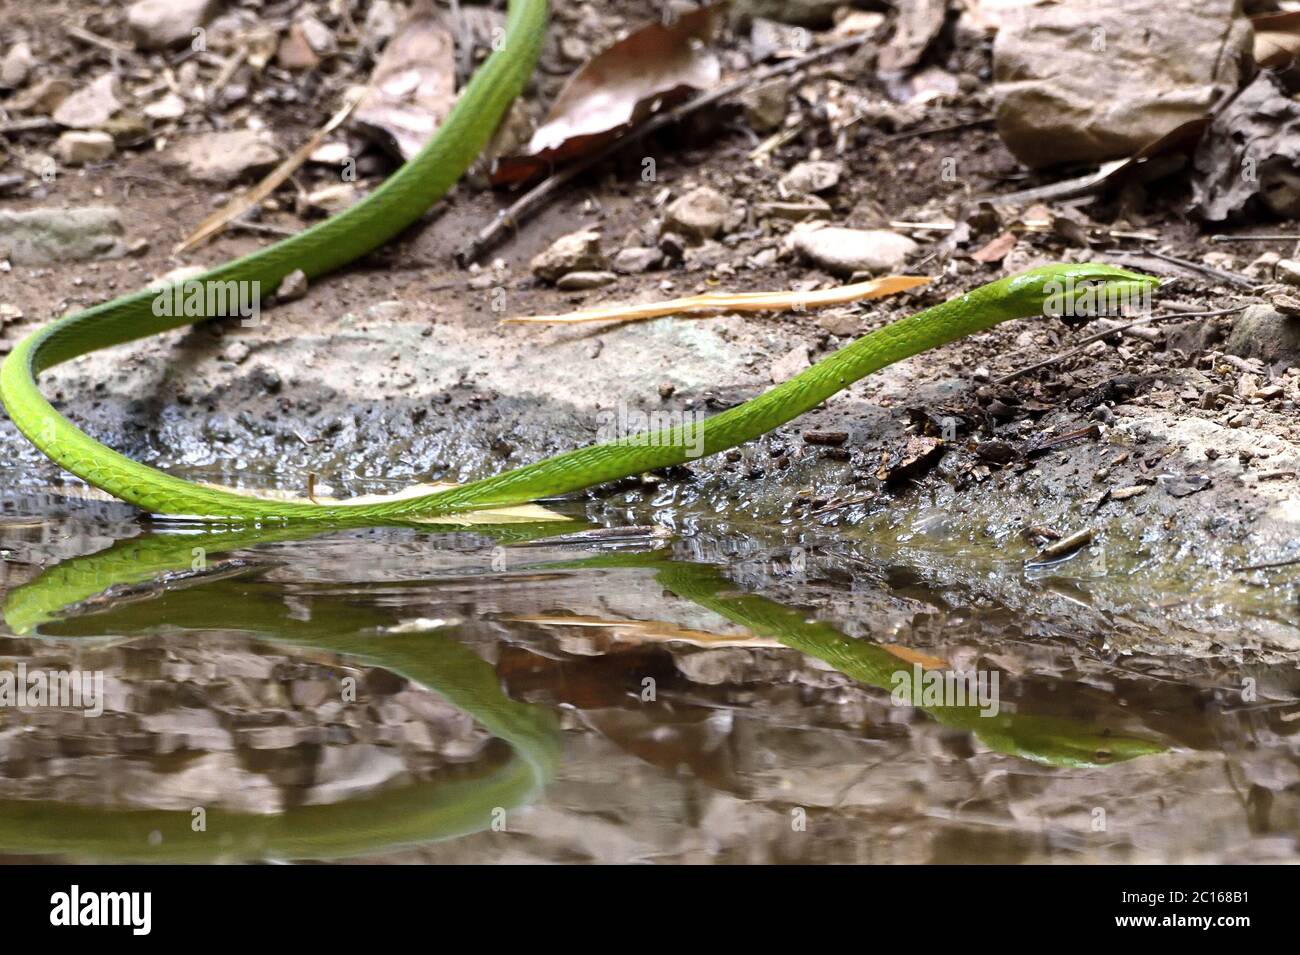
[0,0,1157,522]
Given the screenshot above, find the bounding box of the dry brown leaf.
[352,1,456,160]
[877,0,946,74]
[503,275,931,326]
[173,91,362,254]
[970,230,1017,263]
[491,4,726,185]
[1253,11,1300,69]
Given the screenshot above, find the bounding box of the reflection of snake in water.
[1,523,1163,859]
[0,524,564,862]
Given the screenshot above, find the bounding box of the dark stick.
[993,305,1248,385]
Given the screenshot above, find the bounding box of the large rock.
[127,0,221,50]
[992,0,1252,169]
[789,224,917,276]
[168,130,279,183]
[1225,306,1300,367]
[0,206,127,265]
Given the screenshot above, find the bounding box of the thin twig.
[880,115,993,142]
[64,25,136,56]
[1141,250,1256,289]
[0,117,58,135]
[226,218,300,239]
[1232,555,1300,573]
[1210,234,1300,243]
[456,34,871,265]
[993,305,1248,385]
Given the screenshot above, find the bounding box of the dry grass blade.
[503,275,931,326]
[173,91,363,254]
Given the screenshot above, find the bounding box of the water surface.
[1,475,1297,863]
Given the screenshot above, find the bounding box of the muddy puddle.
[0,470,1297,864]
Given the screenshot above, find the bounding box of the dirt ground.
[4,0,1300,655]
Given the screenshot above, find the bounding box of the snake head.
[1000,263,1160,328]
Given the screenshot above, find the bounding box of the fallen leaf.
[1252,11,1300,69]
[970,230,1017,263]
[877,0,946,74]
[502,275,930,326]
[491,4,726,185]
[1158,473,1212,499]
[877,435,945,483]
[352,1,456,160]
[1191,73,1300,221]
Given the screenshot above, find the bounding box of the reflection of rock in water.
[0,634,497,814]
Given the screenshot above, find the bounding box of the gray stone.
[363,0,401,47]
[1,41,34,89]
[530,229,606,282]
[143,92,187,121]
[51,74,121,129]
[739,77,789,133]
[1225,306,1300,367]
[276,269,308,302]
[168,129,279,183]
[770,345,811,382]
[55,130,115,165]
[556,270,617,291]
[992,0,1251,169]
[664,186,730,241]
[613,246,663,274]
[0,206,127,265]
[128,0,221,50]
[789,225,917,276]
[779,160,842,197]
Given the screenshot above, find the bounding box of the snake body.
[0,0,1156,522]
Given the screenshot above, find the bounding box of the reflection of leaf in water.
[508,612,780,648]
[880,644,949,671]
[541,551,1166,769]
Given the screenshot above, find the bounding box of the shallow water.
[1,476,1298,864]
